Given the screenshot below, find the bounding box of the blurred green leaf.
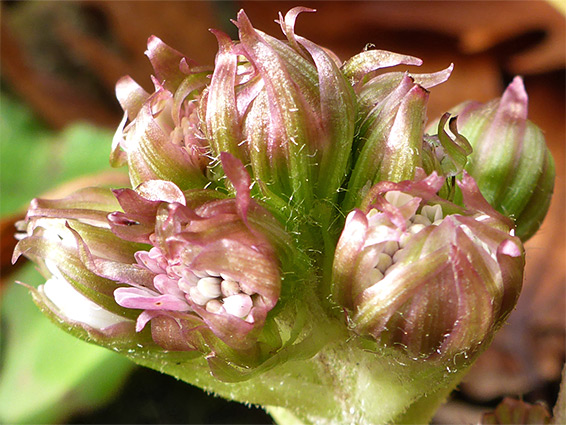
[0,265,135,424]
[1,93,134,423]
[0,94,118,215]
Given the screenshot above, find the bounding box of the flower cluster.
[12,6,555,424]
[332,171,523,360]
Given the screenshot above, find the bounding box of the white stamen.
[412,214,431,226]
[393,249,404,263]
[197,277,222,299]
[189,286,210,305]
[421,204,443,222]
[205,299,225,314]
[221,279,241,297]
[383,240,399,256]
[223,293,253,318]
[367,268,384,284]
[375,253,393,273]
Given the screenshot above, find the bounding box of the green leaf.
[0,265,135,424]
[0,94,120,215]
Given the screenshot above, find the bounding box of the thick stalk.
[122,310,472,424]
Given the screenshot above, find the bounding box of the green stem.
[124,323,473,425]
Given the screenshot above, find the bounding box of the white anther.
[367,268,384,284]
[205,270,221,277]
[393,249,404,263]
[433,219,444,226]
[205,299,225,314]
[223,293,253,318]
[375,253,393,273]
[382,240,399,256]
[189,286,210,305]
[409,224,425,234]
[197,277,222,299]
[412,214,431,226]
[385,191,414,207]
[220,279,241,297]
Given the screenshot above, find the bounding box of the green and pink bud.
[204,8,357,208]
[332,171,524,360]
[442,76,555,240]
[111,37,212,190]
[344,64,455,209]
[13,155,288,362]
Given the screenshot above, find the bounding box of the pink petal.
[114,287,189,312]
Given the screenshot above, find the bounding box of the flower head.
[109,168,284,353]
[14,155,288,359]
[332,171,524,360]
[343,62,455,208]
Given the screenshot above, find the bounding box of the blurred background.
[1,1,564,423]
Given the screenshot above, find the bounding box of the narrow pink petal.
[145,36,192,91]
[342,50,423,88]
[135,310,160,332]
[114,287,189,312]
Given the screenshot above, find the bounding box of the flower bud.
[332,171,524,360]
[443,76,555,241]
[344,65,454,209]
[109,179,284,355]
[344,75,428,209]
[13,155,289,363]
[111,37,212,190]
[204,8,357,207]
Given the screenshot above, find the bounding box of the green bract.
[432,77,555,241]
